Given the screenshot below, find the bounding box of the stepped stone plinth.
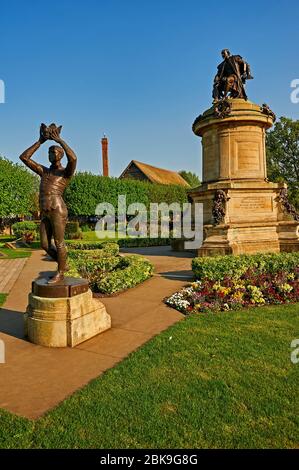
[25,277,111,347]
[190,99,299,256]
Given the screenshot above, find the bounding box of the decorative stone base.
[190,99,299,257]
[190,181,299,257]
[24,287,111,347]
[198,221,299,257]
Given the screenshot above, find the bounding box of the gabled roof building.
[119,160,189,187]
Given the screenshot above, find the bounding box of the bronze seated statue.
[212,49,253,102]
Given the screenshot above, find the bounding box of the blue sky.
[1,0,299,178]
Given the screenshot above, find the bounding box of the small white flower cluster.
[166,292,190,310]
[181,286,194,296]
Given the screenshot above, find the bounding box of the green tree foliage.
[64,172,188,216]
[179,170,201,188]
[0,156,39,217]
[266,117,299,208]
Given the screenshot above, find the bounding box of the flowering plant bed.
[165,269,299,314]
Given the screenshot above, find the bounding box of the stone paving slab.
[0,258,27,293]
[0,247,193,419]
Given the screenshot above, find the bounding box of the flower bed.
[166,267,299,314]
[66,242,154,294]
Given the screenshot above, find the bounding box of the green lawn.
[0,236,15,243]
[0,237,32,258]
[81,230,122,241]
[0,247,31,259]
[0,294,7,306]
[0,303,298,449]
[21,231,120,250]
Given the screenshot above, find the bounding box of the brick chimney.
[101,135,109,177]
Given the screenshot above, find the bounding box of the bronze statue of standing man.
[20,124,77,284]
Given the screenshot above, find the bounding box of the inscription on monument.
[234,196,273,212]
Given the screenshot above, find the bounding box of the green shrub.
[65,221,83,240]
[80,223,91,232]
[66,242,153,294]
[68,247,119,262]
[97,255,154,294]
[192,252,299,281]
[116,237,170,248]
[67,241,119,255]
[66,240,104,250]
[67,242,121,287]
[11,221,37,243]
[66,237,170,249]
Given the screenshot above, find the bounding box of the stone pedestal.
[190,99,299,256]
[24,277,111,347]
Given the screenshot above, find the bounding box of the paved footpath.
[0,258,27,293]
[0,247,193,419]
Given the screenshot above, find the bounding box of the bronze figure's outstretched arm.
[19,127,46,176]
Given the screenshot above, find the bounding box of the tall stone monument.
[189,49,299,256]
[20,124,111,347]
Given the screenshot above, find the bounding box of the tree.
[0,156,39,218]
[266,117,299,208]
[179,170,201,188]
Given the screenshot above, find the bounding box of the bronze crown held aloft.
[40,123,62,141]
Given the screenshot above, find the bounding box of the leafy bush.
[68,246,119,262]
[80,223,92,232]
[116,237,170,248]
[67,254,121,287]
[65,221,83,240]
[97,255,154,294]
[66,241,119,255]
[192,252,299,281]
[11,221,37,243]
[66,237,170,249]
[66,242,153,294]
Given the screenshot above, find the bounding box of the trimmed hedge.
[68,243,120,259]
[116,238,170,248]
[192,252,299,281]
[64,172,188,216]
[97,255,154,294]
[67,242,153,294]
[66,237,170,250]
[67,255,121,282]
[66,241,120,252]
